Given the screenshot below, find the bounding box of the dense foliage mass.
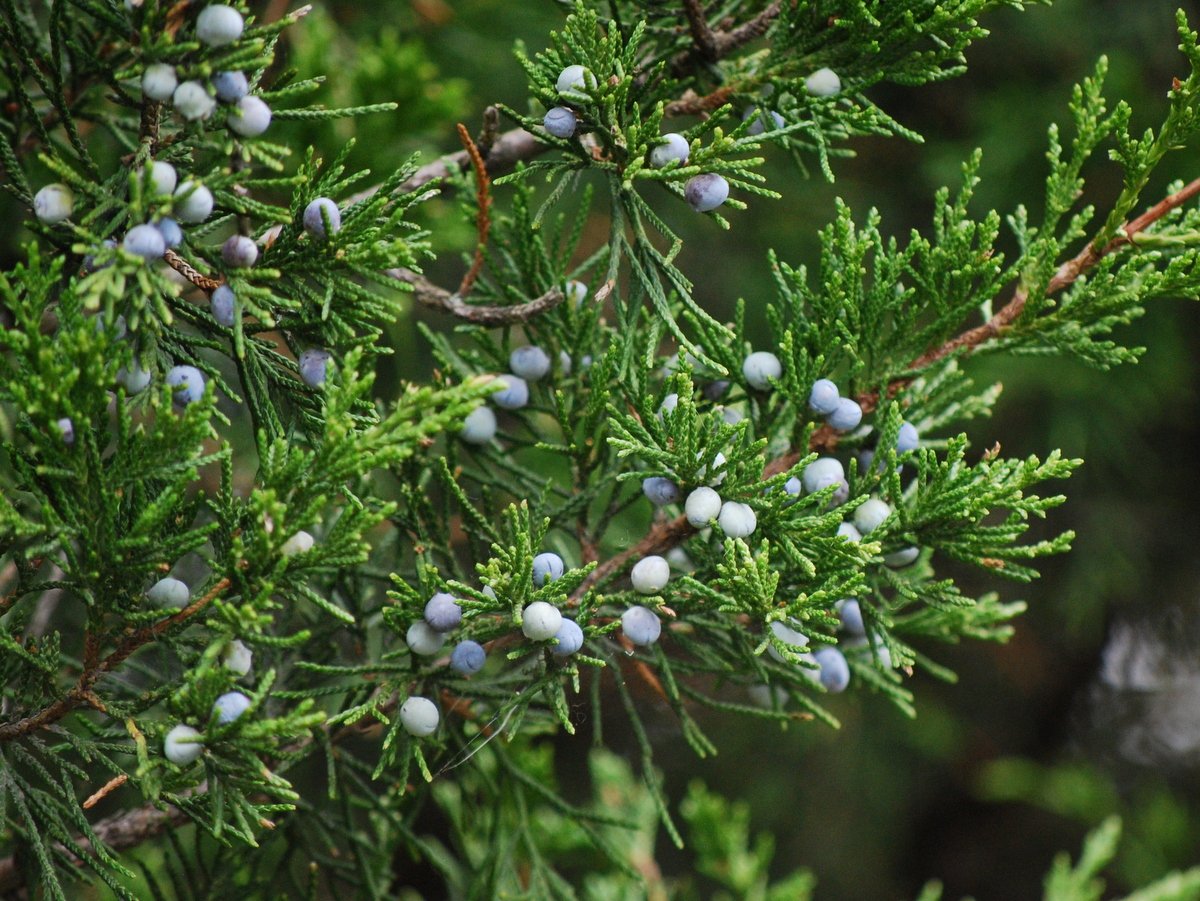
[2,1,1200,897]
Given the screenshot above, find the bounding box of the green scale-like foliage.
[3,0,1200,898]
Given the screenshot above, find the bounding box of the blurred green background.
[9,0,1200,896]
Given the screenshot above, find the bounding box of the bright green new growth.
[2,0,1200,898]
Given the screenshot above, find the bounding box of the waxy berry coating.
[400,696,440,736]
[813,647,851,692]
[298,349,331,388]
[551,619,584,656]
[896,422,919,453]
[543,106,577,138]
[837,599,865,636]
[837,521,862,543]
[555,64,595,93]
[642,476,679,506]
[649,133,689,168]
[166,365,205,406]
[221,234,258,268]
[146,161,178,195]
[55,417,75,446]
[742,351,782,390]
[123,224,165,260]
[141,63,178,101]
[196,4,244,46]
[532,552,565,586]
[211,285,237,327]
[147,576,189,608]
[630,555,670,594]
[783,476,802,496]
[853,498,891,534]
[450,640,486,675]
[685,486,722,527]
[621,605,662,646]
[163,724,203,765]
[116,362,151,394]
[173,80,216,121]
[522,601,563,641]
[174,182,214,223]
[424,593,463,632]
[743,107,784,135]
[767,620,809,663]
[212,70,249,103]
[801,457,845,494]
[718,501,757,538]
[805,67,842,97]
[808,378,840,415]
[490,373,529,410]
[884,546,920,568]
[303,197,341,238]
[406,620,445,656]
[229,96,271,136]
[460,406,497,444]
[280,530,314,557]
[155,218,183,249]
[509,345,552,381]
[212,691,251,725]
[826,397,862,431]
[684,173,729,213]
[34,182,74,224]
[222,639,253,676]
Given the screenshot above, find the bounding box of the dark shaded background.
[7,0,1200,896]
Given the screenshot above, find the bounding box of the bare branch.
[389,268,566,326]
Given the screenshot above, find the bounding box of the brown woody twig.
[389,268,566,326]
[455,123,492,298]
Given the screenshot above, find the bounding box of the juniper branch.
[389,268,567,325]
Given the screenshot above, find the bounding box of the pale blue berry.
[166,365,205,406]
[813,647,850,692]
[155,217,183,249]
[212,690,251,724]
[532,552,564,587]
[196,4,244,46]
[805,67,842,97]
[212,70,248,103]
[490,373,529,410]
[826,397,862,431]
[685,486,722,527]
[141,63,178,101]
[211,285,236,327]
[116,361,152,394]
[406,620,445,656]
[884,546,919,568]
[147,576,189,607]
[450,640,486,675]
[555,64,596,94]
[808,378,840,415]
[642,476,679,506]
[896,422,919,453]
[221,234,258,268]
[718,501,756,538]
[742,351,782,390]
[163,724,203,764]
[298,349,330,388]
[853,498,891,534]
[783,476,801,496]
[551,619,584,656]
[228,95,271,137]
[565,280,588,306]
[522,600,562,640]
[174,181,213,223]
[801,457,844,494]
[424,593,462,632]
[303,197,341,238]
[743,107,784,135]
[55,417,75,446]
[510,345,551,381]
[684,173,729,212]
[173,80,216,121]
[621,605,661,647]
[400,696,439,736]
[280,530,314,557]
[630,555,670,594]
[33,183,74,224]
[146,160,177,195]
[704,379,731,401]
[649,133,689,168]
[837,599,865,636]
[123,224,165,260]
[767,620,808,663]
[543,106,577,138]
[837,521,862,543]
[460,406,497,444]
[222,639,252,676]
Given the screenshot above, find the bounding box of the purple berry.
[211,285,236,327]
[424,593,463,632]
[302,197,341,239]
[221,234,258,268]
[212,70,248,103]
[684,174,729,213]
[123,224,165,260]
[551,619,584,656]
[166,365,205,406]
[450,640,486,675]
[642,476,679,506]
[298,348,331,387]
[154,217,183,249]
[543,106,577,139]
